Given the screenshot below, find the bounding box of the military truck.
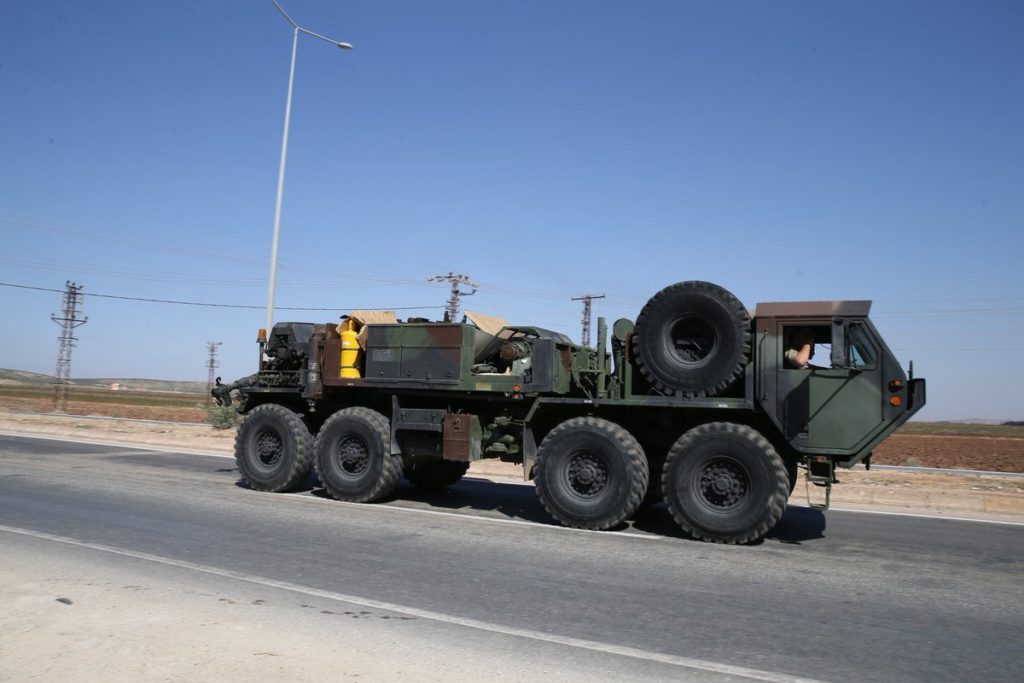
[212,280,925,543]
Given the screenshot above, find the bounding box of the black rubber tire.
[639,453,665,508]
[534,417,648,530]
[785,457,800,497]
[662,422,789,544]
[405,458,470,491]
[314,407,402,503]
[234,403,314,492]
[632,281,751,397]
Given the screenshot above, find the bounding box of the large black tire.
[534,417,648,530]
[404,458,470,491]
[775,444,802,497]
[632,281,751,397]
[662,422,788,544]
[639,453,665,509]
[786,457,800,497]
[314,407,402,503]
[234,403,314,492]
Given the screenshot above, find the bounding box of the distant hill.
[0,368,207,394]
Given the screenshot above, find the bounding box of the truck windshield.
[848,324,878,369]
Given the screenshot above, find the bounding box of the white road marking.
[0,430,234,458]
[3,431,1022,529]
[0,524,825,683]
[825,506,1024,527]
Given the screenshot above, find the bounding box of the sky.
[1,1,1021,421]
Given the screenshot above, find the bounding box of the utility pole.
[571,293,605,347]
[427,272,479,322]
[264,0,353,334]
[51,281,88,412]
[206,341,222,391]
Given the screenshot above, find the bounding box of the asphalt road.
[2,434,1022,682]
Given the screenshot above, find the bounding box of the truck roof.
[754,300,871,317]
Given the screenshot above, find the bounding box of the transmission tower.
[571,293,605,347]
[51,281,88,412]
[206,341,222,391]
[427,272,479,322]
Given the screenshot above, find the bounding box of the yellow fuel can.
[339,320,362,379]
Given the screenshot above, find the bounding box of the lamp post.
[265,0,352,332]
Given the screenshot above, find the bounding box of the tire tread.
[661,421,788,544]
[535,416,648,530]
[234,403,314,492]
[632,280,751,397]
[315,406,402,503]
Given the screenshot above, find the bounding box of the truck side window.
[782,325,831,369]
[848,324,878,369]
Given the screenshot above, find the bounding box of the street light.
[265,0,352,332]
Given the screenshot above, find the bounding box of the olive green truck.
[212,280,925,543]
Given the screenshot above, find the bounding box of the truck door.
[778,320,886,453]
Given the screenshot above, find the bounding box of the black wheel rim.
[335,435,370,478]
[254,427,283,468]
[694,456,749,511]
[565,451,609,497]
[667,316,717,366]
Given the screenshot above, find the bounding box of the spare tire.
[632,281,750,397]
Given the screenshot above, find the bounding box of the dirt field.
[0,386,207,423]
[2,386,1022,473]
[871,433,1024,472]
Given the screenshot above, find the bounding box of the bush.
[202,402,241,430]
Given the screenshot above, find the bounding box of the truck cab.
[754,301,926,471]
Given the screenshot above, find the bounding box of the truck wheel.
[662,422,788,544]
[639,454,665,509]
[315,407,402,503]
[235,403,314,492]
[786,457,799,497]
[535,417,648,530]
[404,458,470,491]
[632,281,750,397]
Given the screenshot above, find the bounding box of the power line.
[873,308,1024,319]
[0,212,427,288]
[2,212,630,306]
[0,282,435,311]
[891,347,1024,351]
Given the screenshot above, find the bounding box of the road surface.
[1,434,1022,682]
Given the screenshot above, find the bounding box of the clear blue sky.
[1,1,1021,421]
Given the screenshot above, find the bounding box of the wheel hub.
[255,429,283,466]
[669,317,715,365]
[567,452,608,496]
[336,435,370,476]
[699,461,747,509]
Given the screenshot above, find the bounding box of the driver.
[784,327,815,369]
